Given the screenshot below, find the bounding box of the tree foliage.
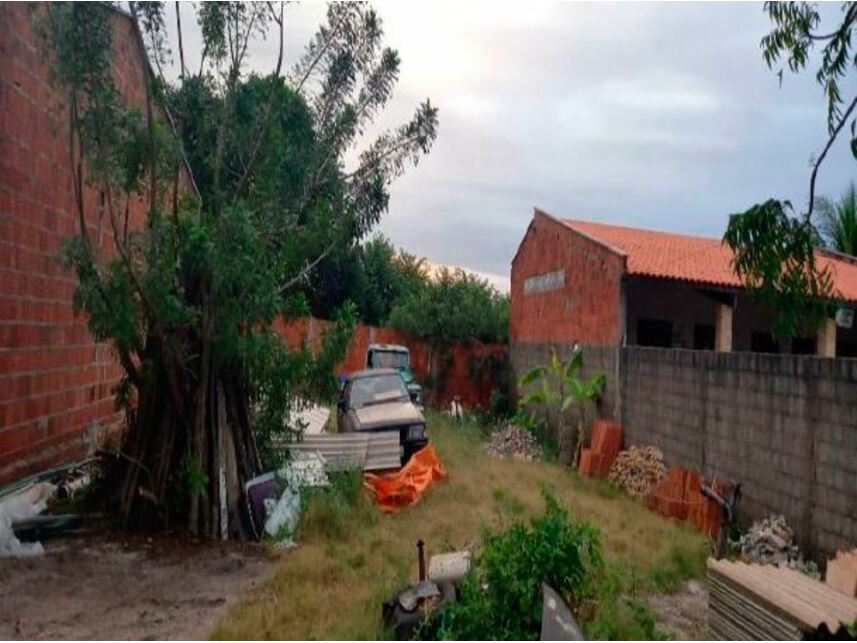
[724,200,834,338]
[39,1,437,537]
[518,348,605,467]
[815,182,857,256]
[435,493,603,641]
[302,235,429,325]
[389,266,509,345]
[724,2,857,338]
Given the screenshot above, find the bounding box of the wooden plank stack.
[708,558,857,640]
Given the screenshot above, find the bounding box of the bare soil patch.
[0,522,271,640]
[647,579,709,640]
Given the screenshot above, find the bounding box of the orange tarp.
[364,444,447,512]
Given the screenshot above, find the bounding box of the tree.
[518,348,605,467]
[815,182,857,256]
[724,2,857,338]
[390,267,508,345]
[39,2,438,537]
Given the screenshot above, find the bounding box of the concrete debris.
[607,445,666,497]
[734,515,820,579]
[428,550,471,585]
[486,423,543,461]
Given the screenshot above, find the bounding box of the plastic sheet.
[364,444,446,512]
[0,483,54,558]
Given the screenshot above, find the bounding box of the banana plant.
[518,348,606,467]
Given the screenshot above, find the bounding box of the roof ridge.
[563,218,723,243]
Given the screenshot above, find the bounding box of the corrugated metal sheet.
[365,431,403,471]
[282,431,402,472]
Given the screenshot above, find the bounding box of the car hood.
[350,401,424,430]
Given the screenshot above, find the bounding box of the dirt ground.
[648,579,709,640]
[0,522,272,640]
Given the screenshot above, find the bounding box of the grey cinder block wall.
[511,342,857,556]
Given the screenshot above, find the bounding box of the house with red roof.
[511,208,857,357]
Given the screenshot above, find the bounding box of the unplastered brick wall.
[510,209,625,345]
[274,317,508,409]
[0,5,166,484]
[620,347,857,556]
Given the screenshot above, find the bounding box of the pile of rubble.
[735,515,820,578]
[486,423,543,461]
[607,445,666,497]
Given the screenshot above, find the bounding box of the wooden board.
[707,558,857,640]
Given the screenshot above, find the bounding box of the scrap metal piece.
[540,584,585,641]
[284,431,402,472]
[397,580,441,612]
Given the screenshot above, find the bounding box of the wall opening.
[637,318,673,348]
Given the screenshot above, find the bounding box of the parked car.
[337,368,428,463]
[366,343,423,406]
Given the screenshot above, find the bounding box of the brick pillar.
[715,303,733,352]
[817,318,836,357]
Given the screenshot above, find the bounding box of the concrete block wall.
[620,347,857,555]
[510,340,857,554]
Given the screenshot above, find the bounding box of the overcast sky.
[170,2,856,292]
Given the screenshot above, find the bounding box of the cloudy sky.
[170,2,855,292]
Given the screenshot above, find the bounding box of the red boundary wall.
[274,317,507,409]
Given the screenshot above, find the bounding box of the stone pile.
[607,445,666,497]
[735,515,820,578]
[486,423,543,461]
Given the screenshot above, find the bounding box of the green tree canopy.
[389,266,509,345]
[724,2,857,338]
[815,182,857,257]
[39,1,438,537]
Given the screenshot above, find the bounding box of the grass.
[212,412,709,640]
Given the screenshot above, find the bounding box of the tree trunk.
[110,353,259,538]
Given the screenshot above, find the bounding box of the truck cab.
[366,343,423,406]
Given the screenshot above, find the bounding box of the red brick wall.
[0,5,167,484]
[274,318,508,409]
[510,209,626,345]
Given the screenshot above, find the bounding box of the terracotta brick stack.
[646,467,722,537]
[579,419,623,478]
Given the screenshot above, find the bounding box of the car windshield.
[369,350,409,369]
[349,374,409,408]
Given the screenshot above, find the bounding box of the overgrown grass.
[300,468,376,541]
[212,412,708,640]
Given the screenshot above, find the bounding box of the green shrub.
[435,493,603,640]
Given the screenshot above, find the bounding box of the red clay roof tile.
[560,218,857,303]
